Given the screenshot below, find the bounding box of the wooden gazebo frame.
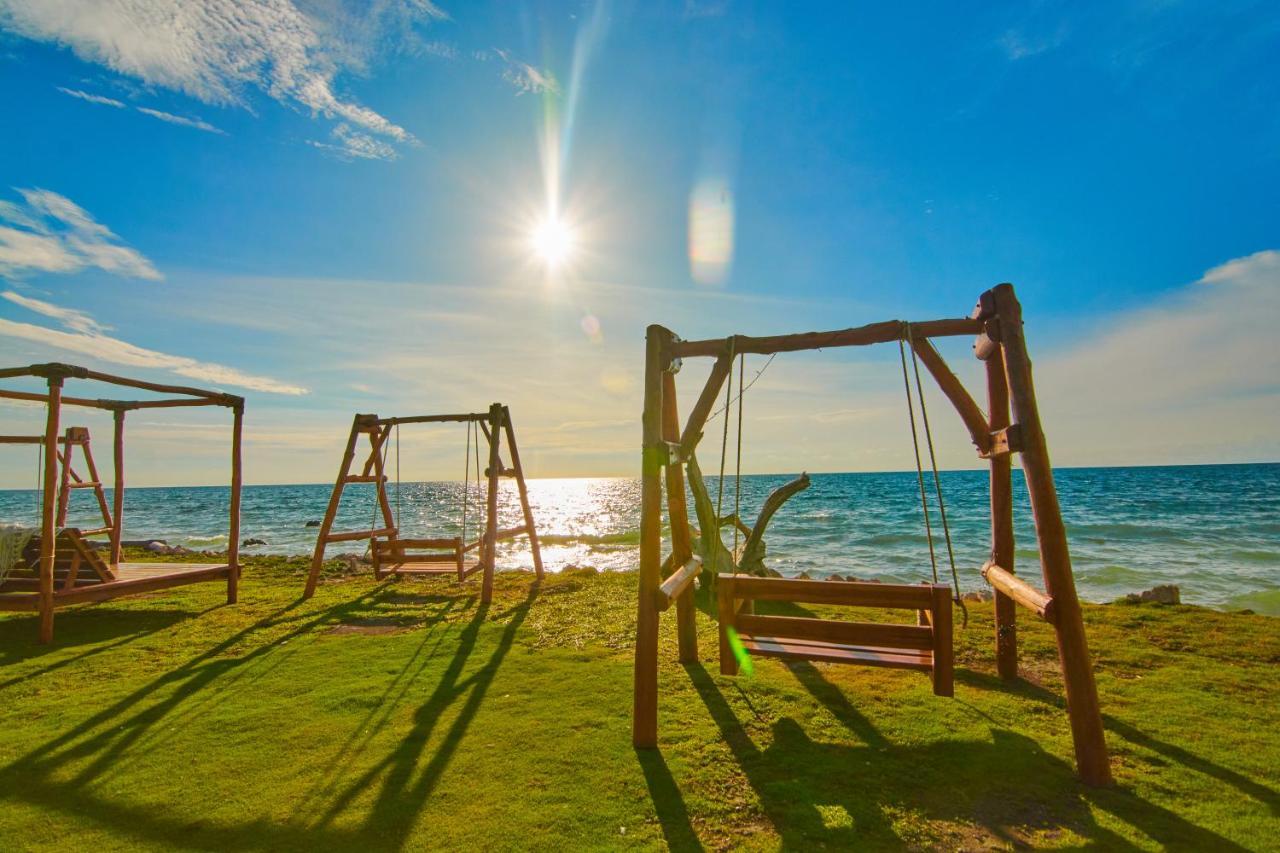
[633,284,1111,786]
[0,363,244,644]
[303,403,543,605]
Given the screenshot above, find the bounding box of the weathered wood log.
[655,556,702,613]
[227,404,243,604]
[673,317,982,358]
[482,403,503,605]
[633,324,667,748]
[111,410,125,566]
[991,282,1110,786]
[910,337,992,455]
[660,370,699,660]
[983,562,1056,623]
[986,350,1018,679]
[38,377,62,644]
[305,414,364,598]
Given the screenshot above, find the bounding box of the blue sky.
[0,0,1277,486]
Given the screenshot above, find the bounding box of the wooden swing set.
[0,363,244,644]
[303,403,543,604]
[633,283,1112,786]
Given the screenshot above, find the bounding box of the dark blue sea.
[2,464,1277,613]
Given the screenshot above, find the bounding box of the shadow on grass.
[677,661,1250,850]
[961,668,1280,820]
[0,607,213,685]
[0,580,539,851]
[307,582,539,848]
[638,748,703,852]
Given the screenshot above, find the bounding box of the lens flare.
[688,178,735,285]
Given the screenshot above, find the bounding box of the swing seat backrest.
[716,574,953,697]
[371,537,463,568]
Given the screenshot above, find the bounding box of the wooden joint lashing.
[661,335,684,375]
[982,561,1056,624]
[643,441,686,470]
[484,466,517,478]
[974,318,1001,361]
[979,424,1023,459]
[30,363,89,381]
[972,288,1001,321]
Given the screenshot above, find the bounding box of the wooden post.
[56,428,73,527]
[38,377,62,644]
[367,426,398,538]
[502,409,544,579]
[930,584,954,697]
[482,403,503,605]
[227,404,243,604]
[986,348,1018,679]
[991,283,1111,786]
[305,414,365,598]
[111,410,125,567]
[633,325,666,748]
[661,368,698,663]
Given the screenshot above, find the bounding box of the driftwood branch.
[685,453,810,580]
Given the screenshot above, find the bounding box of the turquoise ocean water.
[2,463,1277,613]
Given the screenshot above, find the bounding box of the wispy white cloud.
[307,122,397,161]
[999,25,1069,61]
[1038,249,1280,465]
[136,106,226,134]
[2,289,107,333]
[56,85,123,107]
[683,0,730,20]
[0,187,161,280]
[0,291,308,395]
[480,48,559,95]
[2,0,443,155]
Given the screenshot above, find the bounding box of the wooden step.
[344,474,386,484]
[69,481,102,489]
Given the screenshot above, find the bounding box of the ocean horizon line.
[2,458,1276,494]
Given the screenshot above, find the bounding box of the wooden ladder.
[55,427,115,539]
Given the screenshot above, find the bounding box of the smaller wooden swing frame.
[633,283,1112,786]
[0,363,244,644]
[303,403,543,604]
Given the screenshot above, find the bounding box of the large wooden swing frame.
[633,283,1112,786]
[303,403,543,604]
[0,362,244,644]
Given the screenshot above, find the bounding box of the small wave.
[1081,564,1146,585]
[1224,588,1280,616]
[860,533,923,546]
[184,534,228,546]
[538,531,641,547]
[1225,549,1280,565]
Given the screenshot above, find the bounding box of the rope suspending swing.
[899,322,967,625]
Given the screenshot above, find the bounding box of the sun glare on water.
[531,217,575,268]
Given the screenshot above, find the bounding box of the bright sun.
[531,217,575,268]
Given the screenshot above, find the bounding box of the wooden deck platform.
[0,562,230,611]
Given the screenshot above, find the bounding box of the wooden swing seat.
[371,537,480,581]
[717,573,954,696]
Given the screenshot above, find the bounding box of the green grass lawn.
[1,556,1277,851]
